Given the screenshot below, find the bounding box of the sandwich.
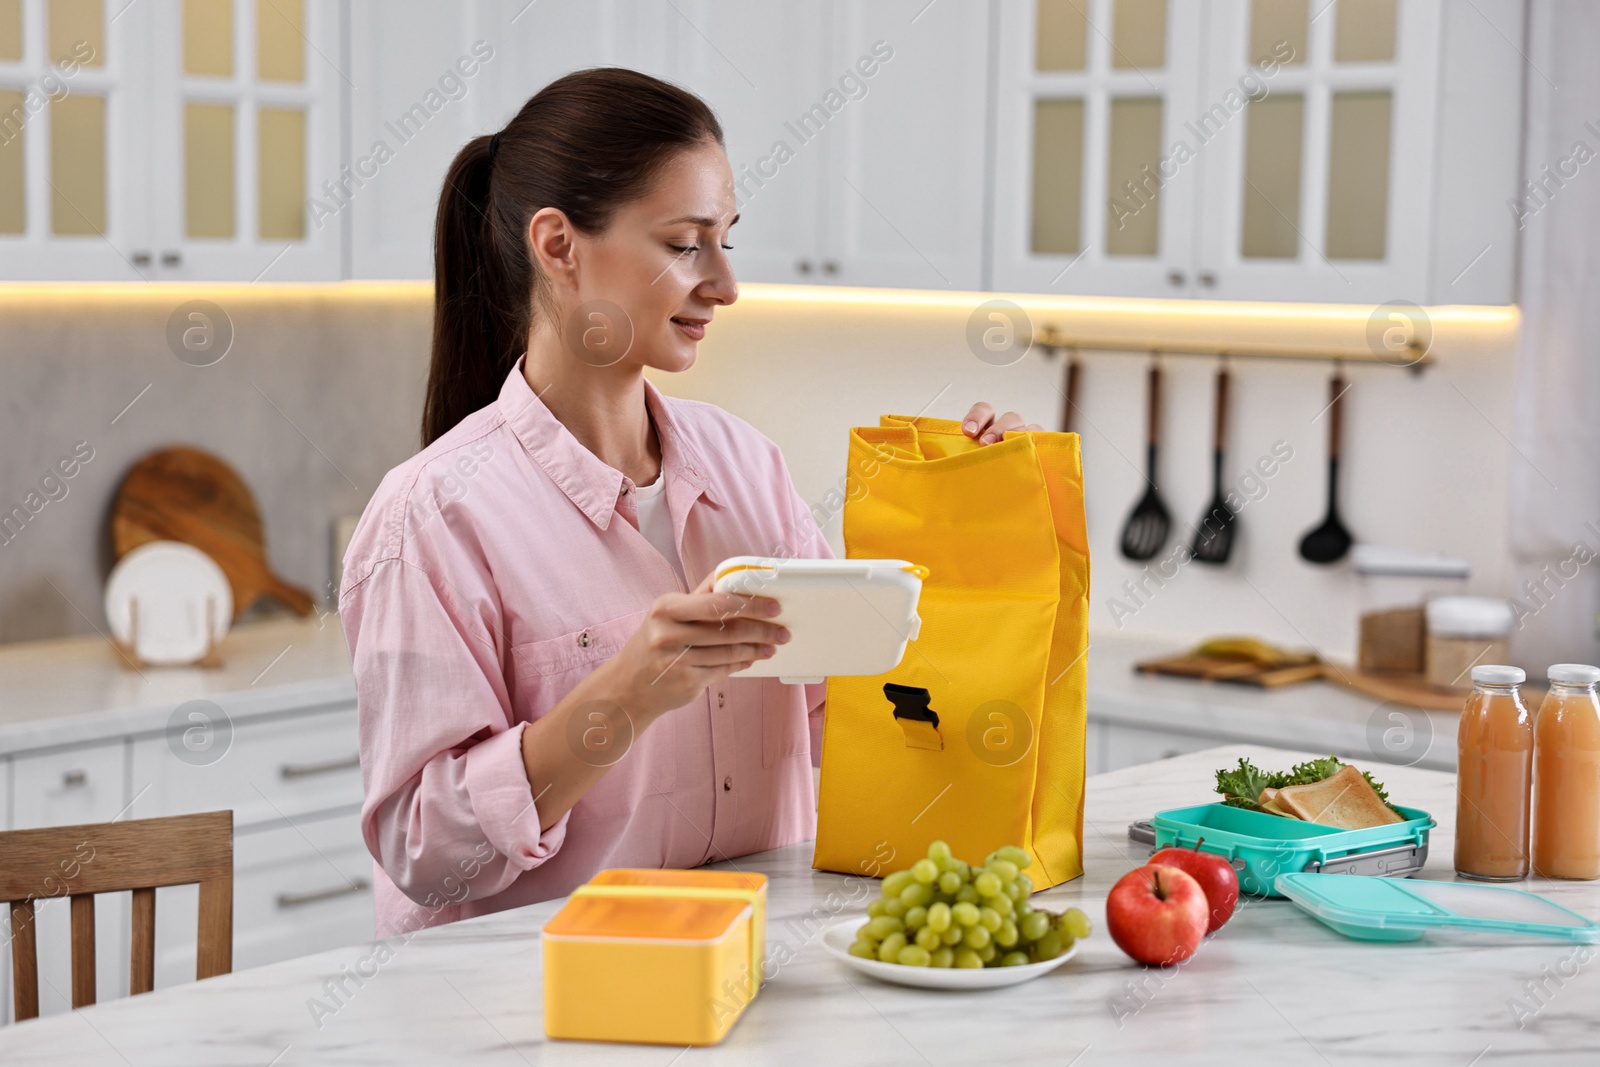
[1272,765,1403,829]
[1215,755,1403,829]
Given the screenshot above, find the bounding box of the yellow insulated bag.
[813,415,1090,889]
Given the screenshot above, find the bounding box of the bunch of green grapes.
[849,840,1092,968]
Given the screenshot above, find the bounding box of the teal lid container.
[1148,802,1435,897]
[1276,873,1600,943]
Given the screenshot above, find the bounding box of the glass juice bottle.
[1532,663,1600,880]
[1455,665,1532,880]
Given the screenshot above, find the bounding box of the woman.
[340,68,1043,938]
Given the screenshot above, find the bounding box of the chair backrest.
[0,809,232,1022]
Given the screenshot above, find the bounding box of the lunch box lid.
[1275,872,1600,943]
[711,556,927,684]
[587,868,767,895]
[543,895,750,943]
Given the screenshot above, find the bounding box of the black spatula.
[1299,372,1355,564]
[1120,364,1171,561]
[1191,367,1236,564]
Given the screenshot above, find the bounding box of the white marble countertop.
[0,611,354,754]
[2,744,1593,1066]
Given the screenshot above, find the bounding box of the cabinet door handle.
[276,878,370,909]
[131,250,152,267]
[61,769,87,788]
[1198,271,1217,287]
[1166,269,1185,287]
[280,754,360,779]
[821,260,839,276]
[161,250,182,268]
[795,258,813,275]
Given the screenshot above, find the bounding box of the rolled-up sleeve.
[342,554,567,907]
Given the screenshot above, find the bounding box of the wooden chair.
[1,810,232,1022]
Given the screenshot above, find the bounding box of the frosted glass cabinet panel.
[993,0,1205,295]
[0,0,133,277]
[0,0,337,279]
[152,0,335,279]
[995,0,1453,303]
[1194,0,1435,302]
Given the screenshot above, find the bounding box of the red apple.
[1149,839,1240,933]
[1105,864,1209,966]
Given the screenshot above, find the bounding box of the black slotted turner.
[1119,363,1171,561]
[1191,366,1237,564]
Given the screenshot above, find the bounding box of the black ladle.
[1191,367,1236,564]
[1299,372,1355,564]
[1120,363,1171,561]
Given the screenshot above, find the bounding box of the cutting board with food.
[111,446,313,621]
[1135,636,1324,687]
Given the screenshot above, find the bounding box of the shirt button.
[723,776,733,791]
[577,632,591,648]
[717,691,726,708]
[620,485,630,495]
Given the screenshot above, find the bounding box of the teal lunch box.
[1129,802,1436,898]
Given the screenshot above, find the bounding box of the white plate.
[821,916,1079,990]
[105,541,232,665]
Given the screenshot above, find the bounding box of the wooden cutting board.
[1321,663,1545,711]
[1135,653,1325,688]
[111,447,313,621]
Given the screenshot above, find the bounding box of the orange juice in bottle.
[1455,665,1532,881]
[1531,663,1600,880]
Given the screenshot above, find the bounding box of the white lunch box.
[711,556,927,685]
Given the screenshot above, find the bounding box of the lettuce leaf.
[1213,755,1399,814]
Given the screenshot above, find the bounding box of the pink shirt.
[339,357,831,938]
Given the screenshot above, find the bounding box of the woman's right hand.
[596,573,789,721]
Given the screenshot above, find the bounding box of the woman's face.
[535,139,739,375]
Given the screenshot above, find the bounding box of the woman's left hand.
[962,402,1044,445]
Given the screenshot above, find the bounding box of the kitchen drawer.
[153,809,373,990]
[128,704,361,828]
[6,742,130,1025]
[1102,724,1220,774]
[11,740,128,829]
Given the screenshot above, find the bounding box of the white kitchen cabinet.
[664,0,991,289]
[0,0,341,281]
[11,738,127,829]
[993,0,1208,297]
[819,0,991,290]
[1,700,370,1025]
[992,0,1522,304]
[127,703,362,829]
[10,740,129,1024]
[0,0,147,279]
[1101,721,1220,772]
[346,0,513,280]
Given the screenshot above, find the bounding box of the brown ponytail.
[422,68,724,447]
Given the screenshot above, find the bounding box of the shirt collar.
[497,356,721,530]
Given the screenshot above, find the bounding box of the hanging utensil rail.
[1025,324,1431,370]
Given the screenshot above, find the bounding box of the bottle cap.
[1547,663,1600,685]
[1471,665,1525,685]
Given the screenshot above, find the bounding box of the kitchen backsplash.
[0,284,1536,665]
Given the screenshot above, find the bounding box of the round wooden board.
[111,447,314,621]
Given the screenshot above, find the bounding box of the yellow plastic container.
[580,869,768,991]
[543,894,754,1046]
